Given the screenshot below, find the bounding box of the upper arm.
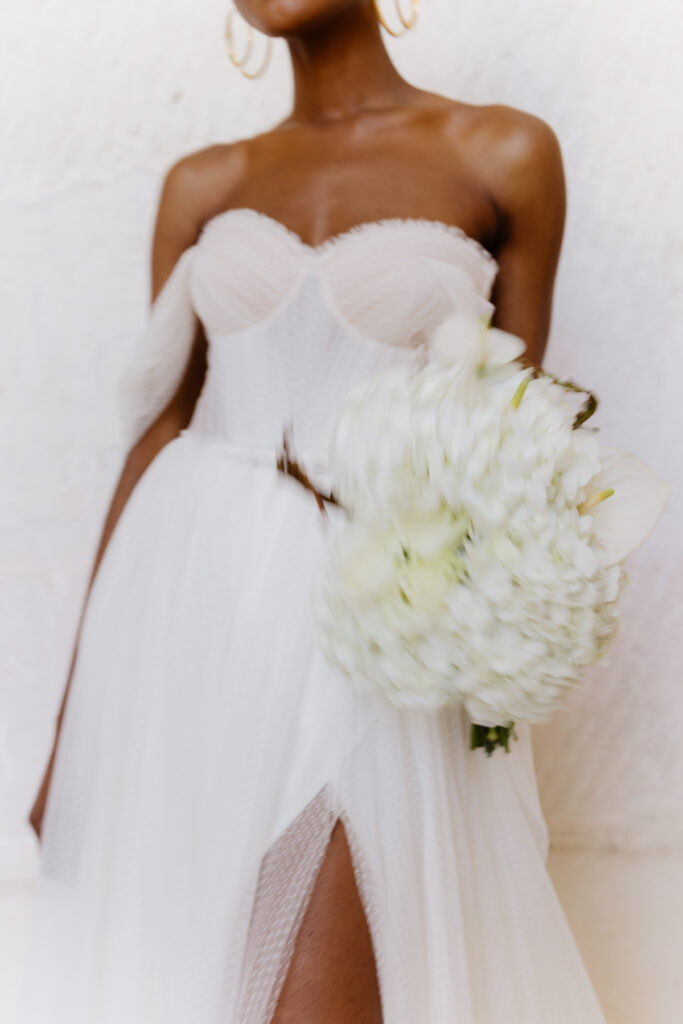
[485,110,567,366]
[143,152,214,430]
[151,141,249,300]
[151,153,212,301]
[143,142,248,433]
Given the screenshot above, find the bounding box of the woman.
[23,1,607,1021]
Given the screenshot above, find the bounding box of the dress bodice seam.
[190,211,497,347]
[193,265,430,359]
[196,206,499,275]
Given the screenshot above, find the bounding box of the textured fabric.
[20,211,608,1023]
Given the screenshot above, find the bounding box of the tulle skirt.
[19,429,608,1023]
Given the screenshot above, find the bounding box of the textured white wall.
[1,0,681,876]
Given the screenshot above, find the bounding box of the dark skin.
[30,0,566,1019]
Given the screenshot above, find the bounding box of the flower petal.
[393,505,469,560]
[421,256,495,321]
[428,312,482,366]
[583,446,671,564]
[484,327,527,367]
[335,522,401,601]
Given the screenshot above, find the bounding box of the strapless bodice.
[118,209,498,458]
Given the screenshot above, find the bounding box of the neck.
[285,0,415,124]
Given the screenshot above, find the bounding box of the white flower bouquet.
[280,266,670,756]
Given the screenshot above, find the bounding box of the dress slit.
[235,786,338,1023]
[235,778,387,1024]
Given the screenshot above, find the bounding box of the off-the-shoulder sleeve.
[117,244,199,450]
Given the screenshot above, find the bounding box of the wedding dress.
[20,208,608,1023]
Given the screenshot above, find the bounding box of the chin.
[236,0,359,37]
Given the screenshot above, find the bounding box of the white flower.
[311,311,669,728]
[579,445,671,565]
[333,521,403,605]
[428,311,527,375]
[421,256,527,374]
[392,504,470,560]
[397,560,456,615]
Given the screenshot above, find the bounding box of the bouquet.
[279,269,670,756]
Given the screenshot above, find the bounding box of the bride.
[22,1,608,1021]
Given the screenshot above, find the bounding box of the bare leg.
[271,819,382,1024]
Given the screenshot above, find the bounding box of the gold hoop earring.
[225,7,272,79]
[373,0,419,37]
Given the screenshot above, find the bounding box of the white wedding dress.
[20,208,608,1023]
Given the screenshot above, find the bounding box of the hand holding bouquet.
[303,267,670,756]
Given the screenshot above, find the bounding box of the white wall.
[1,0,681,877]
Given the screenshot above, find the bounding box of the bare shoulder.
[465,103,566,235]
[413,97,566,246]
[151,140,249,298]
[451,103,568,363]
[470,103,564,168]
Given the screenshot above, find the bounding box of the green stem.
[470,720,519,756]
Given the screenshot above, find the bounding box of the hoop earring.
[225,7,272,79]
[373,0,419,37]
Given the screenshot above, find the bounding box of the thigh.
[271,819,383,1024]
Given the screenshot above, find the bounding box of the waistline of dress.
[178,428,335,494]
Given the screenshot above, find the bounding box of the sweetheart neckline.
[198,206,499,272]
